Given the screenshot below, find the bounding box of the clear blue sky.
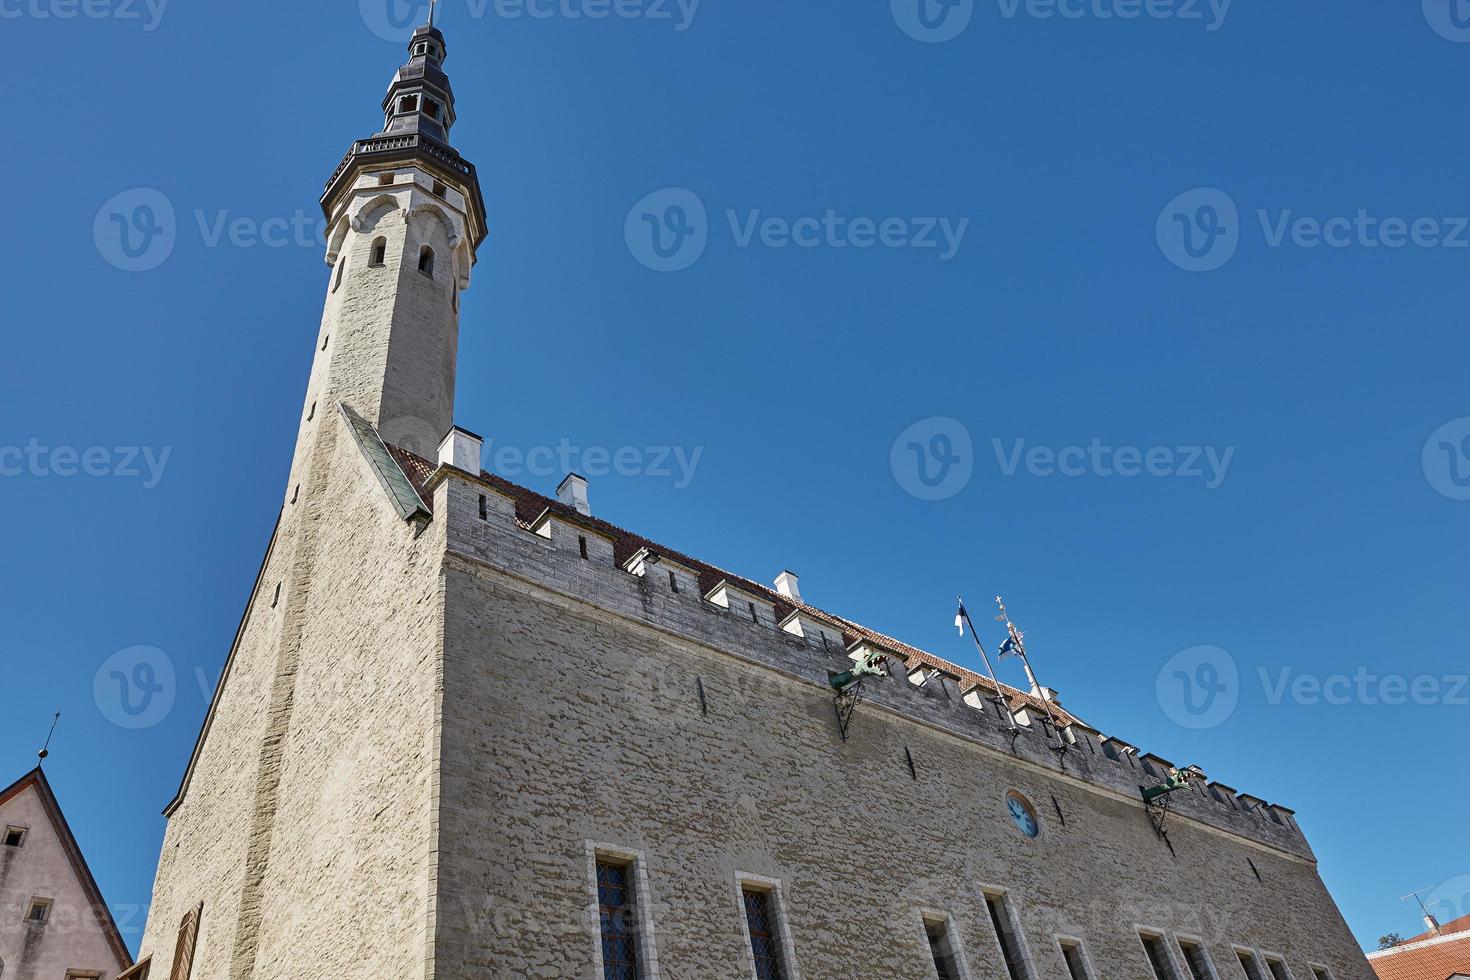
[2,0,1467,956]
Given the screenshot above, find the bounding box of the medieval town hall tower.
[130,23,1375,980]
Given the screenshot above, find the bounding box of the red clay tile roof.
[389,445,1083,729]
[1369,927,1470,980]
[1408,917,1470,945]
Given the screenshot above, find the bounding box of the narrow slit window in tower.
[419,246,435,278]
[370,237,387,267]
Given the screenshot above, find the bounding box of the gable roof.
[0,767,133,970]
[1369,916,1470,980]
[392,445,1084,729]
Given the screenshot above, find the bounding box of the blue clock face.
[1007,794,1040,838]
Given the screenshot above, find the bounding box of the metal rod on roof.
[38,710,59,765]
[995,596,1070,749]
[957,598,1018,731]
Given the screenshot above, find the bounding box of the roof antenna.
[37,710,60,766]
[1402,886,1444,936]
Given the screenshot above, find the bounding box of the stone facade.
[131,21,1374,980]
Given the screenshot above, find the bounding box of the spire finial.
[38,710,60,766]
[428,0,439,27]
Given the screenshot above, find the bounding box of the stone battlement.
[423,463,1312,862]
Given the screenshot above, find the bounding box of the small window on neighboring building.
[596,859,640,979]
[1141,932,1179,980]
[578,536,588,560]
[1263,957,1292,980]
[1237,950,1266,980]
[1059,939,1093,980]
[378,173,395,186]
[925,916,964,980]
[1178,938,1216,980]
[1309,966,1333,980]
[478,494,488,520]
[748,602,759,623]
[742,886,789,980]
[3,827,26,848]
[432,180,447,197]
[984,892,1031,980]
[419,245,435,277]
[25,898,51,924]
[668,570,679,594]
[370,237,387,266]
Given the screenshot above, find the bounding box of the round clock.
[1006,792,1040,838]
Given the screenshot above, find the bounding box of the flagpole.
[995,596,1069,747]
[957,597,1018,731]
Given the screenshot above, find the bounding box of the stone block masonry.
[429,468,1373,980]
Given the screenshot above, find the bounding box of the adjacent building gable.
[0,768,132,979]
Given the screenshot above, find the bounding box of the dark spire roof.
[320,22,487,250]
[376,25,457,143]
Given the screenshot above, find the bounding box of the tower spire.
[428,0,439,27]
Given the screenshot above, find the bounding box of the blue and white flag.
[998,634,1023,660]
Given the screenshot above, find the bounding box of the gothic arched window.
[370,237,387,267]
[418,245,435,278]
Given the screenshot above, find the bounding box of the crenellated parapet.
[402,453,1314,863]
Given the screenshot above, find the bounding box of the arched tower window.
[418,246,435,278]
[370,237,387,267]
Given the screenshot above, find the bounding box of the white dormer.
[778,608,845,651]
[705,580,777,628]
[623,547,700,597]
